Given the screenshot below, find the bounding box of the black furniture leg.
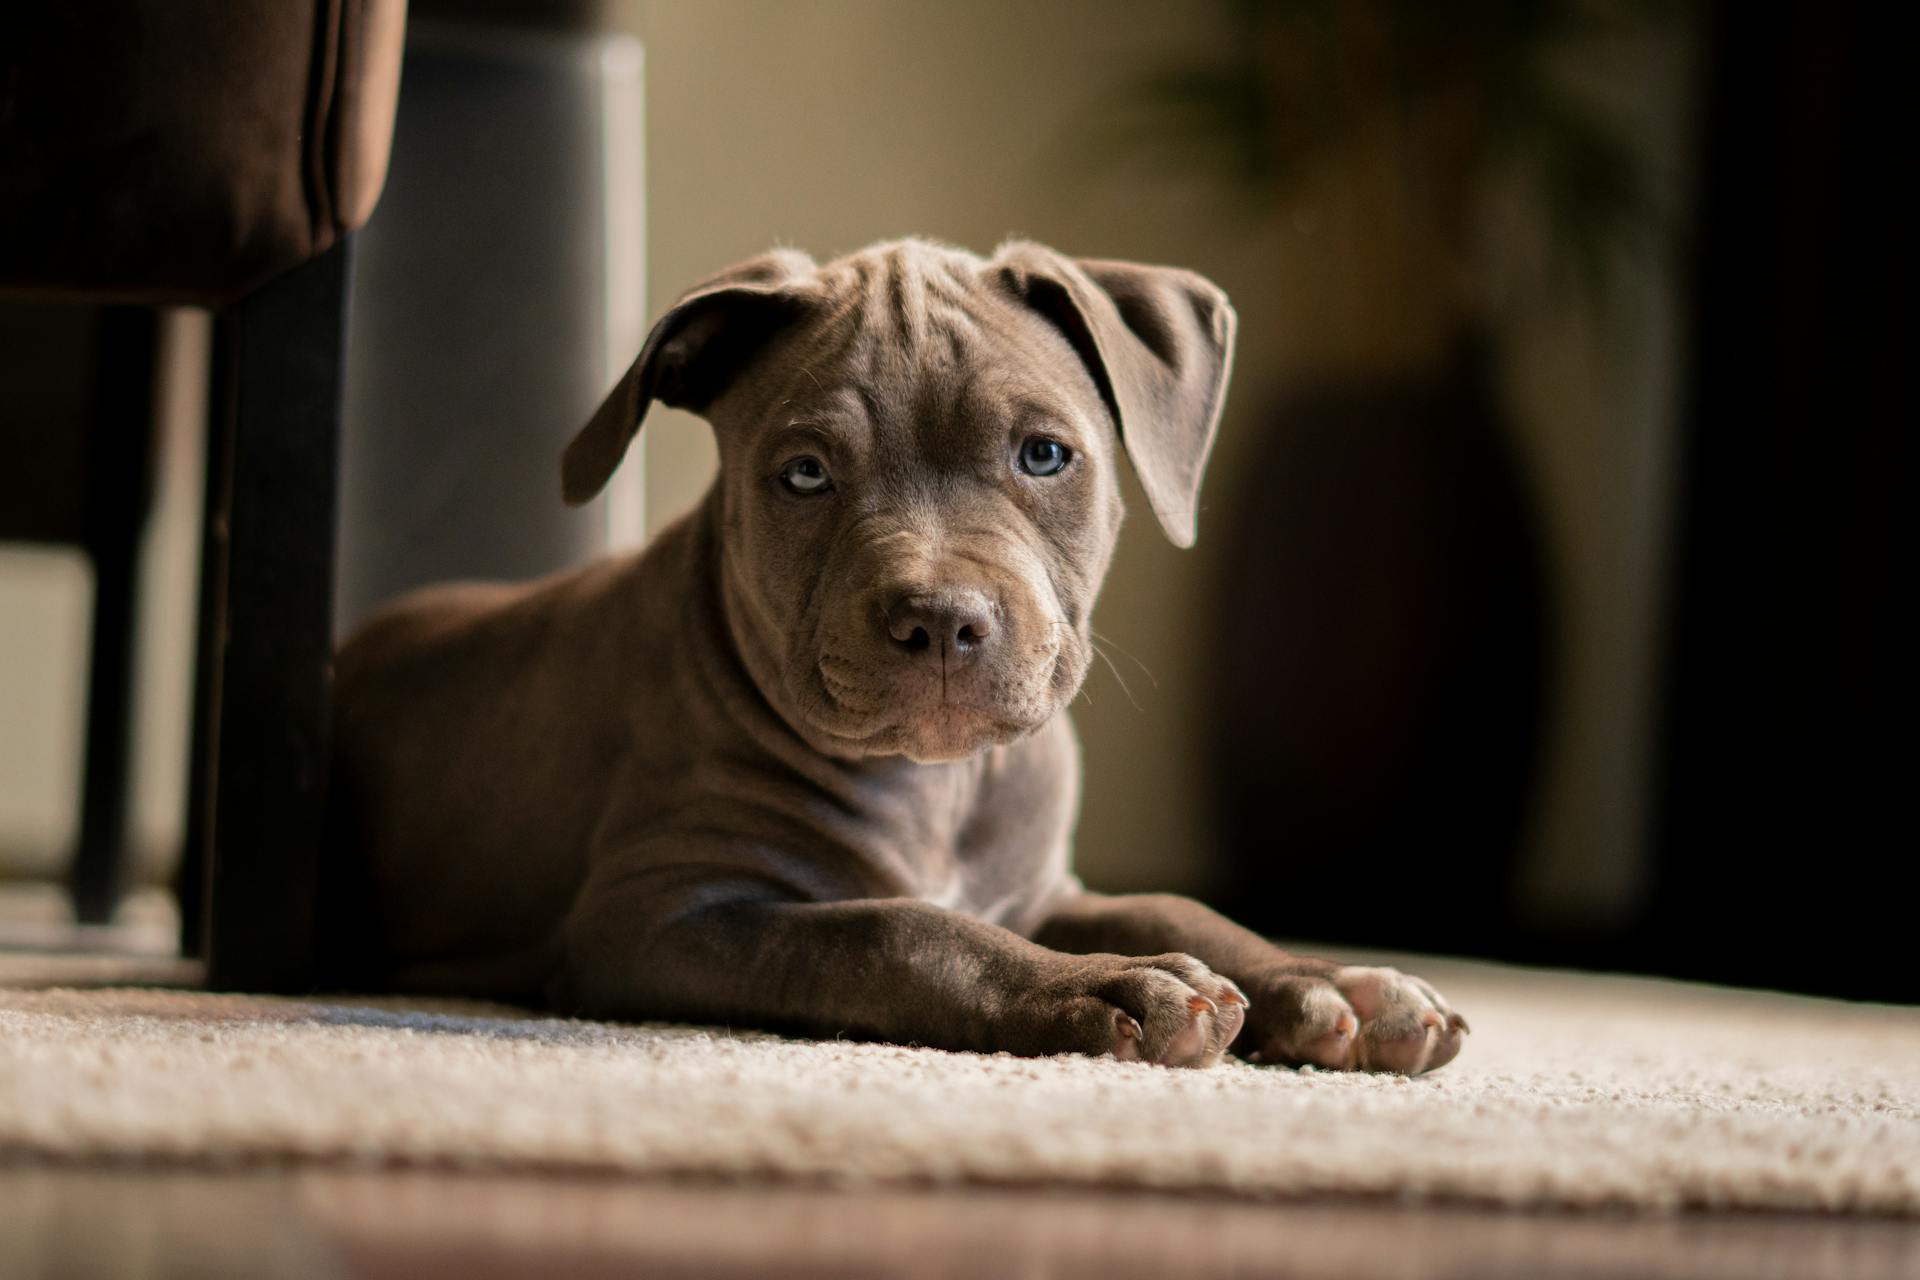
[71,309,158,925]
[72,512,143,924]
[176,317,235,961]
[193,241,352,992]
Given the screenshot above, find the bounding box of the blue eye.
[1018,436,1071,477]
[779,456,832,495]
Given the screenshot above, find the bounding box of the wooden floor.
[4,1167,1918,1279]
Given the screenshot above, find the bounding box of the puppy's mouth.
[888,702,1026,763]
[803,649,1068,762]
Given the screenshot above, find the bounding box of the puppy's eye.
[779,456,832,495]
[1018,436,1072,477]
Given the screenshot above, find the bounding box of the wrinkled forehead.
[721,244,1109,459]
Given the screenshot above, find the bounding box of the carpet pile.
[3,951,1915,1214]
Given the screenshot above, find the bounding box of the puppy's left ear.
[993,243,1236,548]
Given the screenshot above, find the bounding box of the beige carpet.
[2,950,1916,1215]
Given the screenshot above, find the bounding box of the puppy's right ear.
[562,249,818,505]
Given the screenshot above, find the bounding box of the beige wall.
[0,547,90,875]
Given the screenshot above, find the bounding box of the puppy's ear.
[992,243,1236,547]
[562,249,818,505]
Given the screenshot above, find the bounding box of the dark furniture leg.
[70,310,158,924]
[185,241,352,991]
[176,319,234,961]
[72,535,141,924]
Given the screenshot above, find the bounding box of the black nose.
[885,591,996,661]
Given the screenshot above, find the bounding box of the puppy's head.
[564,239,1235,763]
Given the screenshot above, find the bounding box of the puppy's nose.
[885,591,995,662]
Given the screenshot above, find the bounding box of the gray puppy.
[322,238,1468,1073]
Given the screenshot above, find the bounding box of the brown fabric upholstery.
[0,1,406,306]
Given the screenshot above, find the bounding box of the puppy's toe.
[1098,956,1239,1069]
[1356,1009,1437,1074]
[1256,979,1359,1069]
[1425,1009,1469,1071]
[1333,966,1469,1075]
[1204,977,1249,1058]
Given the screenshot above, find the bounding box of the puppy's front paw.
[1249,966,1467,1075]
[1031,953,1247,1069]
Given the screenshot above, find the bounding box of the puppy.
[321,238,1467,1073]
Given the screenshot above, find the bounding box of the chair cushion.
[0,1,406,306]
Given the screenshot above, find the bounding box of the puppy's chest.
[906,815,1023,921]
[910,854,1038,928]
[847,764,1056,928]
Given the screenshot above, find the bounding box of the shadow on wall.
[1210,340,1551,959]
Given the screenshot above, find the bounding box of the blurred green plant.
[1094,0,1678,299]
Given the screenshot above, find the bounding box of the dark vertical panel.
[1651,1,1916,1000]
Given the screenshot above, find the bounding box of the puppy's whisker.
[1091,629,1158,689]
[1089,641,1144,712]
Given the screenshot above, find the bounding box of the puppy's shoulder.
[336,579,531,679]
[334,555,628,685]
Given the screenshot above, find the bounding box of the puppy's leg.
[1033,892,1468,1074]
[555,871,1245,1067]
